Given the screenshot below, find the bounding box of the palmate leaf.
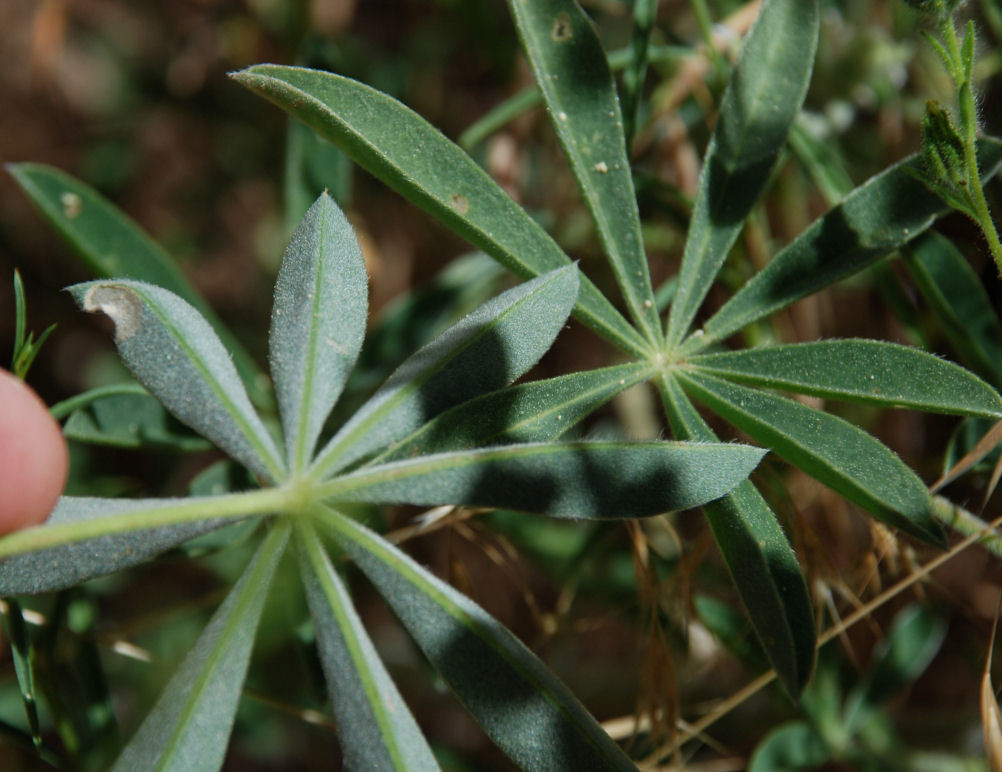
[0,490,285,593]
[69,280,285,483]
[311,265,581,477]
[62,391,212,451]
[8,163,269,406]
[270,193,367,472]
[665,0,820,349]
[905,231,1002,387]
[659,375,815,696]
[295,522,439,772]
[675,370,945,545]
[320,441,764,519]
[231,65,651,358]
[111,523,289,772]
[378,362,653,461]
[689,339,1002,418]
[507,0,660,342]
[682,137,1002,355]
[316,507,636,771]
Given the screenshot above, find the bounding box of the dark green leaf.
[676,370,944,545]
[748,722,831,772]
[686,137,1002,354]
[295,522,439,771]
[321,440,764,519]
[666,0,820,348]
[317,507,636,770]
[8,163,269,405]
[231,65,651,357]
[659,374,815,695]
[284,116,352,228]
[111,523,289,771]
[507,0,661,341]
[62,392,212,451]
[690,339,1002,418]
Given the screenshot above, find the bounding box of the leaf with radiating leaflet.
[321,440,764,519]
[659,374,815,695]
[507,0,660,341]
[690,339,1002,418]
[231,64,650,357]
[312,265,580,476]
[666,0,820,347]
[62,392,211,451]
[270,193,367,471]
[8,163,269,405]
[676,370,945,545]
[317,507,637,771]
[295,522,439,771]
[111,524,288,772]
[70,280,285,482]
[685,137,1002,354]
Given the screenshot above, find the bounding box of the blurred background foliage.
[2,0,1002,768]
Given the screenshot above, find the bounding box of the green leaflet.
[665,0,820,348]
[69,280,285,482]
[905,231,1002,387]
[62,392,211,451]
[311,266,581,477]
[675,370,944,545]
[284,116,353,229]
[295,522,439,772]
[659,374,815,696]
[507,0,660,342]
[376,362,653,462]
[320,441,764,518]
[690,339,1002,418]
[111,523,289,772]
[684,136,1002,355]
[748,722,831,772]
[621,0,658,147]
[270,193,367,471]
[316,507,637,771]
[0,488,287,561]
[231,64,651,358]
[8,163,269,406]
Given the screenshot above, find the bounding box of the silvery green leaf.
[320,440,764,518]
[312,265,580,477]
[377,362,651,461]
[317,508,637,770]
[111,523,289,772]
[295,523,439,771]
[70,280,285,482]
[270,193,367,471]
[666,0,820,348]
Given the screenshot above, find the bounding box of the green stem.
[688,0,727,76]
[932,494,1002,558]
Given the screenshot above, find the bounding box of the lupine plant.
[6,0,1002,768]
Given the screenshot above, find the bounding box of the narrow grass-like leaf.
[377,362,652,461]
[2,601,41,749]
[62,392,212,451]
[231,65,650,357]
[905,231,1002,387]
[70,280,284,482]
[676,370,944,545]
[665,0,820,348]
[312,266,580,477]
[316,507,636,770]
[690,340,1002,418]
[658,374,815,696]
[321,441,763,518]
[0,493,277,593]
[685,137,1002,354]
[295,522,439,771]
[507,0,660,342]
[0,487,287,562]
[8,163,269,405]
[270,193,367,471]
[621,0,658,147]
[111,522,289,772]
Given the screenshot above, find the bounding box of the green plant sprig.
[912,0,1002,271]
[10,270,55,381]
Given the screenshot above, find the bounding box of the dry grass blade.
[983,604,1002,771]
[984,451,1002,511]
[932,419,1002,492]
